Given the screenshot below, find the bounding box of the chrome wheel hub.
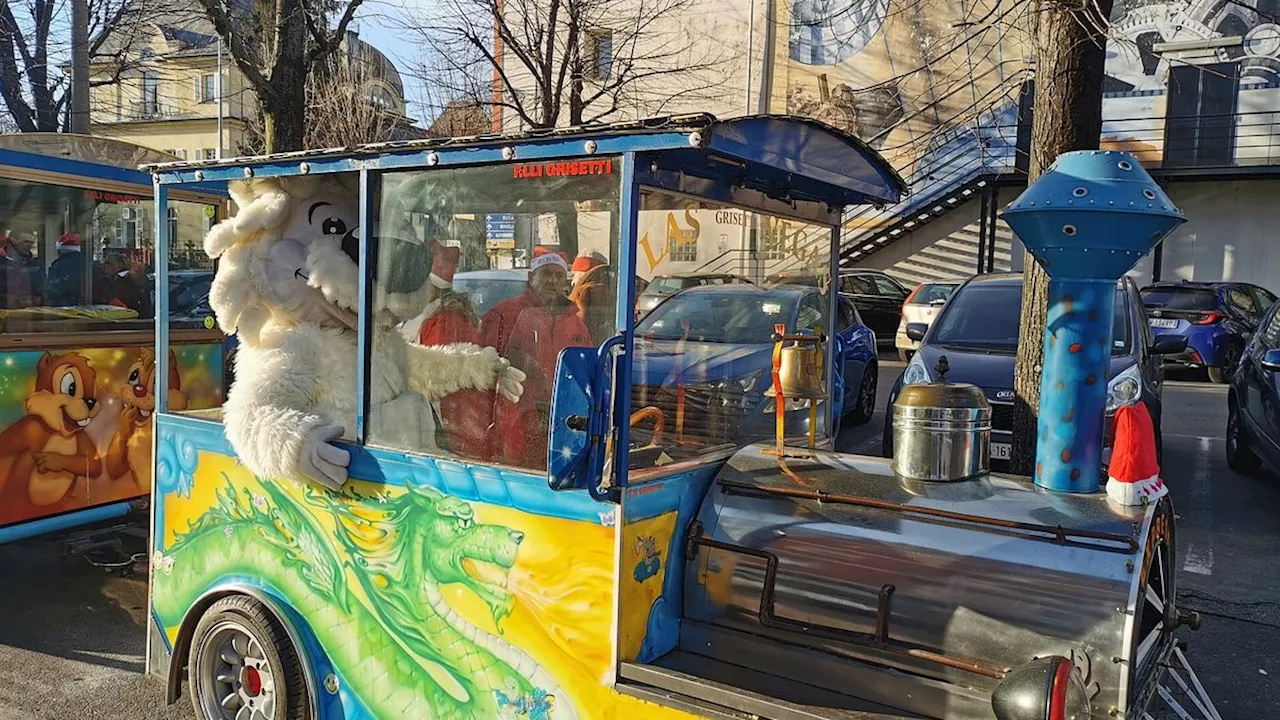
[197,621,277,720]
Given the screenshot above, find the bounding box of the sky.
[352,0,437,126]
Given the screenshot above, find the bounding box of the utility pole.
[70,0,90,133]
[1008,0,1117,476]
[217,40,224,158]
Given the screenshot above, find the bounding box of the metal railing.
[1101,108,1280,171]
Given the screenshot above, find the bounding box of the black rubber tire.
[1227,397,1261,475]
[897,348,912,363]
[1208,343,1242,384]
[847,363,878,426]
[188,595,311,720]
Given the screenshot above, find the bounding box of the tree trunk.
[262,77,307,153]
[1008,0,1115,475]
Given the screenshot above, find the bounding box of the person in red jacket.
[415,241,492,459]
[481,247,591,469]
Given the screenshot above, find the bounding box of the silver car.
[894,280,960,361]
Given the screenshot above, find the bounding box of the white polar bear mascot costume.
[205,175,524,490]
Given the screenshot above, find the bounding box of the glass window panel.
[631,190,833,471]
[372,160,621,471]
[0,177,218,334]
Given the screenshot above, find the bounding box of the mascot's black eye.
[322,218,347,236]
[60,373,76,397]
[128,369,139,383]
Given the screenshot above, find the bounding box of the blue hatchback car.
[1141,281,1277,384]
[631,284,879,449]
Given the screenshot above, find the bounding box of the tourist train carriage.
[143,115,1216,720]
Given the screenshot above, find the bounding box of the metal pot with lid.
[892,364,991,481]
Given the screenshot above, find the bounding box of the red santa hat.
[529,246,568,272]
[429,240,459,289]
[57,232,82,252]
[1105,402,1168,506]
[571,251,607,273]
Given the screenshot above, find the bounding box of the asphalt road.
[0,361,1271,719]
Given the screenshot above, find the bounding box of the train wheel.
[189,596,311,720]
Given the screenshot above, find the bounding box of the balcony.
[1101,108,1280,175]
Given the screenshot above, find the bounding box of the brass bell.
[768,342,826,400]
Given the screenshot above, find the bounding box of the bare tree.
[408,0,731,130]
[0,0,152,132]
[1008,0,1114,475]
[193,0,366,152]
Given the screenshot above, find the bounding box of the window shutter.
[193,75,200,101]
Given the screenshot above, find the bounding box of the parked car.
[452,269,530,318]
[632,285,879,450]
[1227,302,1280,475]
[1141,281,1277,383]
[169,270,214,322]
[835,270,911,344]
[895,280,961,361]
[882,273,1185,470]
[635,273,750,319]
[762,269,911,344]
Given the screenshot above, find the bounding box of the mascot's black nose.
[84,397,96,410]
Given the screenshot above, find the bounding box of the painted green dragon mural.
[152,477,575,720]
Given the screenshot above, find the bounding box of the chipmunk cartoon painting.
[106,348,187,492]
[0,352,102,514]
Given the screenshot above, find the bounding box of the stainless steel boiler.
[681,443,1187,719]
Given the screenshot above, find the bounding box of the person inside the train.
[569,250,614,345]
[97,251,153,317]
[480,247,591,469]
[43,233,86,307]
[0,229,42,309]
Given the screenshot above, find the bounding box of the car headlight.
[1105,363,1142,412]
[761,396,820,413]
[902,355,932,386]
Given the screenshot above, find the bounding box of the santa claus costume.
[1106,401,1168,506]
[413,242,493,459]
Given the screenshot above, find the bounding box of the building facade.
[90,13,411,159]
[497,0,1280,290]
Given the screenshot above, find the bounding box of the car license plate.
[1149,318,1178,329]
[991,443,1011,460]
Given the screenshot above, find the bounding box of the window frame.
[584,28,613,82]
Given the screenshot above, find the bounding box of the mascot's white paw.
[494,355,526,403]
[300,424,351,490]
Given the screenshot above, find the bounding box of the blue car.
[1141,281,1276,384]
[631,284,879,450]
[883,273,1185,470]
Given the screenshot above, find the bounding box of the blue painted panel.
[625,465,720,663]
[0,501,133,545]
[153,413,609,523]
[547,347,601,491]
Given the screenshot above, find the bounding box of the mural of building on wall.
[773,0,1030,242]
[1103,0,1280,168]
[777,0,1027,167]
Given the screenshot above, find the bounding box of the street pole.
[70,0,90,133]
[216,40,224,159]
[1008,0,1116,476]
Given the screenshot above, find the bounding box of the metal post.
[744,0,756,115]
[355,170,375,442]
[987,186,999,272]
[610,152,641,493]
[154,181,170,413]
[759,0,777,113]
[70,0,90,133]
[216,40,224,159]
[977,188,989,273]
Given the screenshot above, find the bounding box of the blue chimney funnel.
[1002,151,1184,493]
